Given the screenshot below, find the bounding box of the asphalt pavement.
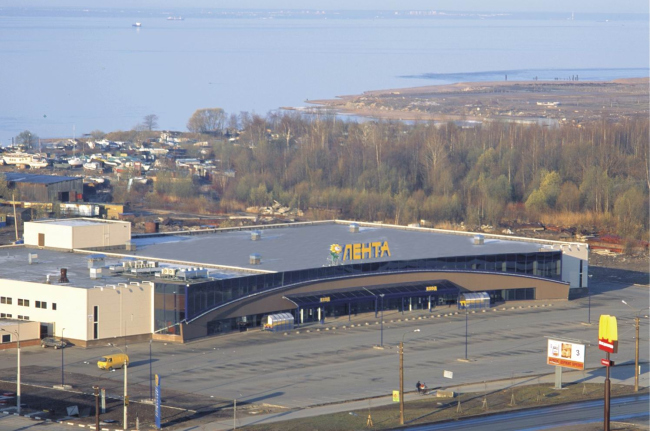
[0,278,646,430]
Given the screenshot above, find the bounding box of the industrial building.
[0,219,588,347]
[3,173,84,202]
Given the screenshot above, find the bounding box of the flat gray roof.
[4,172,82,185]
[0,247,135,289]
[0,247,243,289]
[30,218,128,227]
[131,222,552,272]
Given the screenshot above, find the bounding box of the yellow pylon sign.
[598,315,618,353]
[392,390,400,402]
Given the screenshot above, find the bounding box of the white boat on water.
[1,153,49,169]
[133,22,142,27]
[167,16,183,20]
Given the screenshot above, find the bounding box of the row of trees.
[194,111,648,239]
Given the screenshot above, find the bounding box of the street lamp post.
[111,344,129,430]
[380,294,385,348]
[362,287,384,348]
[399,328,420,425]
[61,328,66,387]
[149,339,153,400]
[0,329,20,414]
[465,309,469,360]
[621,300,646,392]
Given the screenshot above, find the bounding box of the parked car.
[41,337,66,349]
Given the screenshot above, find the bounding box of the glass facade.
[153,250,561,332]
[154,282,187,335]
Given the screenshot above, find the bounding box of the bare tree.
[16,130,38,149]
[142,114,159,131]
[90,130,106,140]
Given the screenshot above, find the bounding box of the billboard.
[547,339,585,370]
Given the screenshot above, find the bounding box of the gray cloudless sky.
[7,0,649,13]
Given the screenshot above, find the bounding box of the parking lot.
[0,276,647,428]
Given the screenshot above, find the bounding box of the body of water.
[0,8,647,144]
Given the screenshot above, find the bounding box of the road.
[0,279,646,420]
[405,394,650,431]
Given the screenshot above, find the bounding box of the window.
[17,299,29,307]
[18,299,23,306]
[35,301,47,309]
[0,296,11,305]
[1,334,9,343]
[1,313,12,318]
[52,303,57,310]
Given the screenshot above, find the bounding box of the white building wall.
[0,320,41,344]
[560,243,589,289]
[0,279,88,340]
[24,223,74,249]
[71,222,131,249]
[0,279,153,342]
[24,219,131,250]
[86,282,152,340]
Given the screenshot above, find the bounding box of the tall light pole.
[465,308,469,360]
[399,328,420,425]
[0,329,20,414]
[621,300,646,392]
[61,328,66,387]
[362,287,384,348]
[149,339,153,400]
[380,294,385,348]
[111,343,129,430]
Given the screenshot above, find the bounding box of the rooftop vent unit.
[90,267,103,279]
[59,267,69,283]
[125,240,136,251]
[473,235,484,245]
[87,254,106,269]
[178,268,209,280]
[250,253,261,265]
[251,231,262,241]
[28,253,38,265]
[349,223,359,233]
[160,268,178,278]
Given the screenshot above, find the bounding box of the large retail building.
[0,219,588,347]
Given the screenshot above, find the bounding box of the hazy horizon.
[3,0,648,14]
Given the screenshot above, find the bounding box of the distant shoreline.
[295,77,649,124]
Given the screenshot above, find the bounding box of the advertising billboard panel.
[547,338,585,370]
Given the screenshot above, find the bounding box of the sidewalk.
[181,363,647,430]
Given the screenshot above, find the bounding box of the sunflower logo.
[330,244,342,255]
[329,244,342,265]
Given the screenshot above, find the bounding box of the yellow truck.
[97,353,129,370]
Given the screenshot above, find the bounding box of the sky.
[4,0,649,14]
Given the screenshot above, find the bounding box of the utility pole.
[94,386,100,431]
[634,316,639,392]
[124,358,128,431]
[12,192,18,242]
[622,300,644,392]
[399,341,404,425]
